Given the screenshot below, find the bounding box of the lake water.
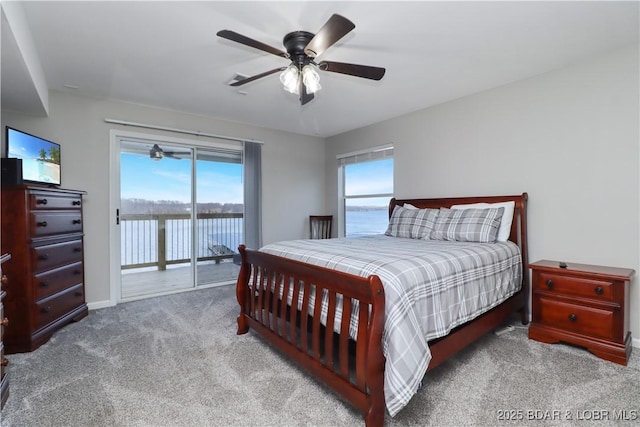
[121,208,389,266]
[346,208,389,237]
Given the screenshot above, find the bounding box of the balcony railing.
[120,212,243,270]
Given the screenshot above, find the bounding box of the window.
[338,145,393,237]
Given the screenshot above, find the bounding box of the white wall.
[326,45,640,343]
[2,91,326,305]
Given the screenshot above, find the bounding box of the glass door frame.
[109,128,243,304]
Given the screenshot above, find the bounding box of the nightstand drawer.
[537,272,613,302]
[537,297,614,340]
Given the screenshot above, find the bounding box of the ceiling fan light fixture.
[302,64,321,94]
[279,65,300,94]
[218,14,384,105]
[150,144,163,161]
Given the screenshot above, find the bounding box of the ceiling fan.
[149,144,190,161]
[217,14,386,105]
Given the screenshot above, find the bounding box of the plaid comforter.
[260,235,522,417]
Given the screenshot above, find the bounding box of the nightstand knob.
[546,279,554,289]
[0,317,8,327]
[568,313,577,322]
[0,358,8,367]
[595,286,604,295]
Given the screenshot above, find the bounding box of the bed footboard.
[236,244,386,427]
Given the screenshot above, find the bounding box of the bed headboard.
[389,193,529,274]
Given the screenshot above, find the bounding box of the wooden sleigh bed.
[236,193,529,426]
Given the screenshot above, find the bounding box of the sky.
[121,151,392,207]
[120,152,243,204]
[345,157,393,207]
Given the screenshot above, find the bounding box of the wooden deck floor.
[121,260,240,299]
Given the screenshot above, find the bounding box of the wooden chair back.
[309,215,332,239]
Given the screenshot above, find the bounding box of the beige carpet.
[1,284,638,426]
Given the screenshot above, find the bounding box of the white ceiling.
[2,1,638,138]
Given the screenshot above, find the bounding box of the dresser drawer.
[34,262,83,300]
[537,297,614,340]
[30,211,83,237]
[29,192,82,210]
[0,303,4,342]
[32,239,83,273]
[0,302,4,338]
[35,284,85,331]
[537,272,613,302]
[0,341,5,379]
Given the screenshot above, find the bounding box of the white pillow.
[403,203,419,209]
[450,201,515,242]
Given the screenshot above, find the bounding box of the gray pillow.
[430,207,504,243]
[385,205,439,239]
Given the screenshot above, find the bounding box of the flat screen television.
[5,126,61,186]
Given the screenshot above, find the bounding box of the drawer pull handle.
[72,200,81,206]
[0,358,8,367]
[75,291,83,297]
[595,286,604,295]
[36,198,48,205]
[40,281,49,287]
[73,247,82,252]
[568,313,577,322]
[72,219,82,225]
[0,317,8,327]
[0,275,7,285]
[41,306,51,314]
[37,221,48,227]
[73,270,82,275]
[546,279,553,289]
[38,254,49,261]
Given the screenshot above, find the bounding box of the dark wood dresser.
[1,253,10,410]
[1,185,88,353]
[529,259,634,365]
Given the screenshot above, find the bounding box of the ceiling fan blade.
[164,150,190,156]
[318,61,386,80]
[300,79,314,105]
[304,14,355,58]
[217,30,288,58]
[230,67,287,87]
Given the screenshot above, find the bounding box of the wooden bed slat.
[355,301,368,391]
[290,278,301,347]
[312,286,323,359]
[339,297,352,378]
[300,281,310,353]
[279,274,290,338]
[325,291,337,370]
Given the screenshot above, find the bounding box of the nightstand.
[528,260,634,365]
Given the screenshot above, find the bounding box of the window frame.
[337,144,394,237]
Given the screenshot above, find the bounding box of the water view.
[346,207,389,237]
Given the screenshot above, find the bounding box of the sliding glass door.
[118,137,242,300]
[195,148,243,287]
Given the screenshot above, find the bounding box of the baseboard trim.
[87,300,115,311]
[632,337,640,349]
